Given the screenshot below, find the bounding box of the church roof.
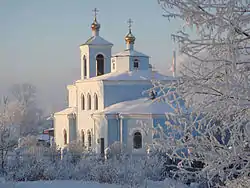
[96,98,185,115]
[81,36,113,46]
[54,107,76,115]
[85,70,176,81]
[112,49,149,57]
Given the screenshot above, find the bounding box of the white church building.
[54,11,179,154]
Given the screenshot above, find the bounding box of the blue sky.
[0,0,182,113]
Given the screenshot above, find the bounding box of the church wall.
[103,82,152,108]
[80,45,89,79]
[76,81,105,150]
[88,46,112,78]
[112,56,129,72]
[67,85,77,107]
[124,118,153,153]
[69,116,77,142]
[128,56,149,71]
[121,118,128,145]
[113,56,149,72]
[54,115,69,149]
[107,118,119,146]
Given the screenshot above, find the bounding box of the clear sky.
[0,0,181,114]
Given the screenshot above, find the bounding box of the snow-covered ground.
[0,179,196,188]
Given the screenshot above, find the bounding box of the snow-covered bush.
[63,140,86,164]
[105,141,125,160]
[6,141,61,181]
[91,160,119,184]
[156,0,250,186]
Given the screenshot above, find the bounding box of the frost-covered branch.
[155,0,250,186]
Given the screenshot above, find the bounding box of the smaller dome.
[125,30,136,44]
[91,18,100,31]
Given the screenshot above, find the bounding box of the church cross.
[127,18,133,30]
[93,8,99,18]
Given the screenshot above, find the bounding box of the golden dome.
[125,29,136,44]
[91,17,100,31]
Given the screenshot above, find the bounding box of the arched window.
[87,130,92,147]
[83,55,87,78]
[94,93,98,110]
[133,131,142,149]
[81,94,85,110]
[81,130,85,147]
[63,129,67,145]
[87,93,91,110]
[96,54,104,76]
[112,59,116,70]
[133,59,139,69]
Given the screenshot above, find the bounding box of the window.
[112,59,116,70]
[133,131,142,149]
[87,130,92,147]
[94,93,98,110]
[81,94,85,110]
[96,54,104,76]
[63,129,67,145]
[83,55,87,78]
[81,130,85,147]
[133,59,139,69]
[87,93,91,110]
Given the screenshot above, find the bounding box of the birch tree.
[155,0,250,187]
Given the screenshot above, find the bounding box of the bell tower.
[80,9,113,79]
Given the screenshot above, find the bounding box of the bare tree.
[0,97,18,175]
[154,0,250,187]
[10,83,43,136]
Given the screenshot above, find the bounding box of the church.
[54,10,179,154]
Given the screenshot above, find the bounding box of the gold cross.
[93,8,99,18]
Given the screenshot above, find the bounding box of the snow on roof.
[85,70,176,81]
[112,49,149,57]
[46,115,54,120]
[44,128,54,131]
[54,107,76,115]
[96,98,182,115]
[81,36,113,46]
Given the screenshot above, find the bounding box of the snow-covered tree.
[156,0,250,186]
[0,97,18,175]
[10,83,43,136]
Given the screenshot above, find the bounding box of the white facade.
[54,15,177,153]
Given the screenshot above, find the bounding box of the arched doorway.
[133,131,142,149]
[96,54,104,76]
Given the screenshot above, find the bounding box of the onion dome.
[125,29,136,44]
[91,17,100,31]
[125,18,136,44]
